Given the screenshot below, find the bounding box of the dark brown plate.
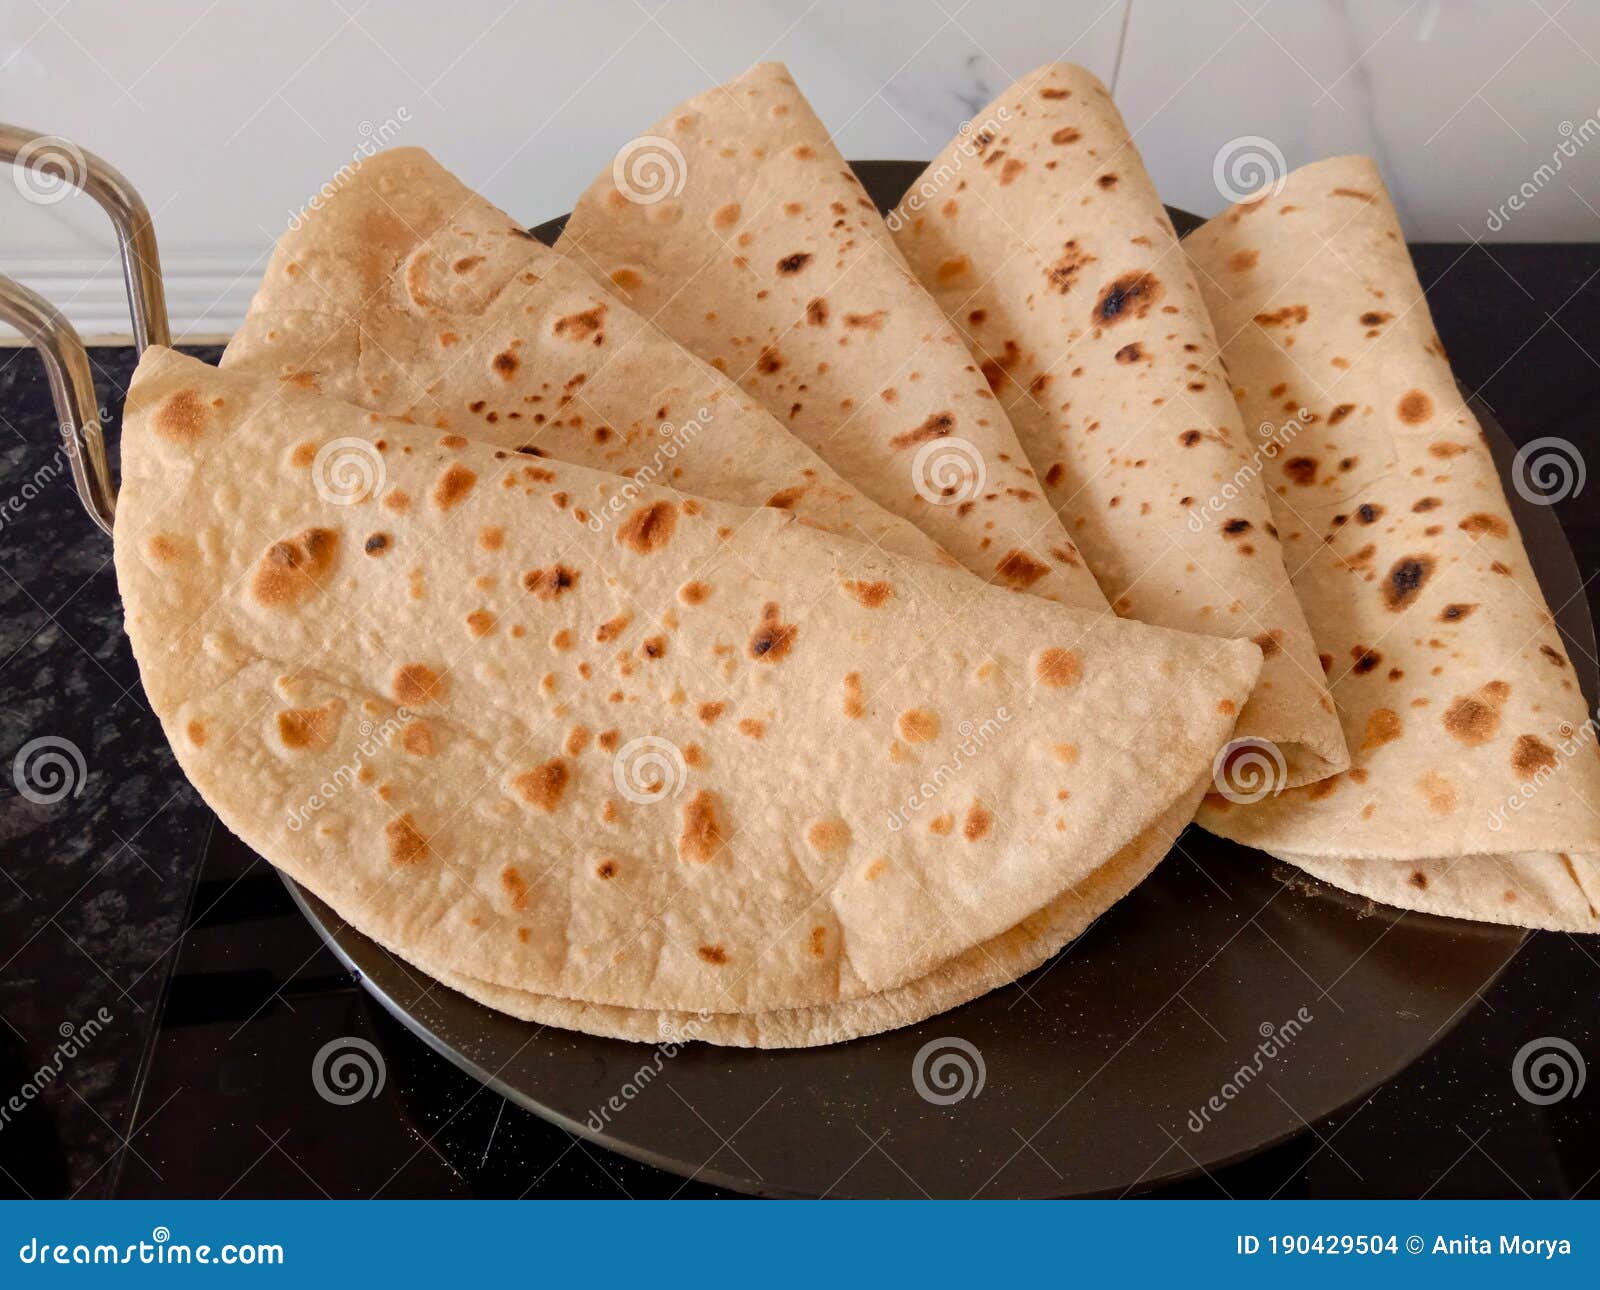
[283,161,1590,1198]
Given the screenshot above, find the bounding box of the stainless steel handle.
[2,125,173,533]
[0,276,114,534]
[0,124,170,351]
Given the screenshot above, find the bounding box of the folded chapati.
[115,347,1262,1023]
[218,146,1221,1043]
[559,62,1109,610]
[223,147,946,566]
[889,65,1346,787]
[1185,155,1600,930]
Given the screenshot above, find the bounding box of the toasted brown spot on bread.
[523,564,579,600]
[491,350,519,379]
[963,801,993,842]
[1228,248,1259,272]
[1092,272,1162,325]
[1417,770,1457,815]
[1443,691,1502,746]
[776,251,812,274]
[748,602,797,662]
[147,534,184,563]
[806,818,850,854]
[277,703,339,750]
[842,579,892,608]
[1283,456,1318,486]
[843,672,865,719]
[500,866,529,911]
[697,944,728,965]
[890,411,955,450]
[594,612,632,644]
[1408,870,1428,890]
[996,549,1050,588]
[513,759,570,812]
[1397,389,1433,424]
[364,532,391,556]
[252,528,339,608]
[553,304,606,342]
[678,580,711,605]
[1382,555,1436,611]
[617,500,676,554]
[898,708,939,742]
[1362,707,1403,751]
[1459,512,1509,539]
[385,813,430,865]
[401,721,434,757]
[1035,648,1081,689]
[393,664,445,706]
[1048,241,1093,293]
[154,389,207,444]
[432,463,477,510]
[679,791,726,863]
[1512,734,1558,779]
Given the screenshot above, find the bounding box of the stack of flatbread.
[110,61,1600,1052]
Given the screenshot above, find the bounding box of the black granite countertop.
[2,240,1598,1198]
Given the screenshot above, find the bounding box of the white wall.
[1,0,1595,341]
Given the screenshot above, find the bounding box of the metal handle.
[2,125,173,533]
[1,124,170,351]
[0,276,114,534]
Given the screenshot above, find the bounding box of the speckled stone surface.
[0,344,222,1198]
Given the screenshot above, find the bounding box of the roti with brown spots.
[221,147,945,567]
[1185,155,1600,931]
[890,64,1346,788]
[558,62,1105,610]
[115,347,1263,1025]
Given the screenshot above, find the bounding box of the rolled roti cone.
[1184,155,1600,931]
[889,64,1347,788]
[559,61,1108,610]
[116,348,1263,1023]
[223,148,946,566]
[220,148,1220,1040]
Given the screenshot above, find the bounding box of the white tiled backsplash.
[2,0,1596,340]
